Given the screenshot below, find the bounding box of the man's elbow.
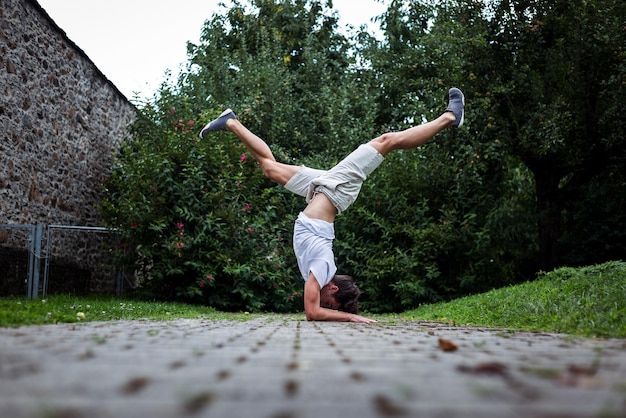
[305,308,321,321]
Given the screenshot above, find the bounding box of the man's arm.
[303,273,376,323]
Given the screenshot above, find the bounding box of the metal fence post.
[29,224,44,299]
[43,225,52,298]
[26,224,36,298]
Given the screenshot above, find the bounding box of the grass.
[1,261,624,338]
[400,260,626,338]
[0,294,253,327]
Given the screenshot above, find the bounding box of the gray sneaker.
[199,109,237,138]
[446,88,465,128]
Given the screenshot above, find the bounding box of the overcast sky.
[36,0,387,101]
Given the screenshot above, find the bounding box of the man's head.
[320,274,361,314]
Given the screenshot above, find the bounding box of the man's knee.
[374,132,397,145]
[260,160,280,182]
[260,160,296,186]
[369,132,397,156]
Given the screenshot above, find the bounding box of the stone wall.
[0,0,136,294]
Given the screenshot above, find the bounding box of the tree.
[182,0,378,158]
[102,0,379,310]
[101,0,625,313]
[340,0,539,312]
[486,0,626,270]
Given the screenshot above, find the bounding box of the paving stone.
[0,317,625,417]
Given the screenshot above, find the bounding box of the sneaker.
[199,109,237,138]
[446,88,465,128]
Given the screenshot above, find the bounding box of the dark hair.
[331,274,361,314]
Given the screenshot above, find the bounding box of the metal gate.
[0,224,122,299]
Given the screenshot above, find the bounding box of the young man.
[200,88,465,323]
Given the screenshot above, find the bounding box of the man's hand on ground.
[349,314,377,323]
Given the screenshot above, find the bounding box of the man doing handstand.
[199,88,465,323]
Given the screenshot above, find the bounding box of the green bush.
[101,103,302,312]
[100,0,623,313]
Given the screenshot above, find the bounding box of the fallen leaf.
[184,391,214,414]
[120,376,151,395]
[438,337,458,352]
[567,364,597,376]
[284,379,299,397]
[458,362,508,375]
[372,394,409,417]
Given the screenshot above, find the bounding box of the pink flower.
[176,222,184,229]
[206,274,213,281]
[130,221,137,228]
[244,203,251,211]
[187,120,195,126]
[176,242,185,249]
[240,153,247,162]
[198,281,205,288]
[247,227,254,234]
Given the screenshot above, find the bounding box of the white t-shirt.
[293,212,337,289]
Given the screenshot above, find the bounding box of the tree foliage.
[483,0,626,270]
[101,0,626,313]
[102,0,377,311]
[335,0,539,311]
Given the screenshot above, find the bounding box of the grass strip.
[403,261,626,337]
[0,294,252,327]
[1,261,624,338]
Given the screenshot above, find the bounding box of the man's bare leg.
[199,110,299,186]
[369,87,464,157]
[369,112,455,157]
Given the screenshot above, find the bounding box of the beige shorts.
[284,144,384,214]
